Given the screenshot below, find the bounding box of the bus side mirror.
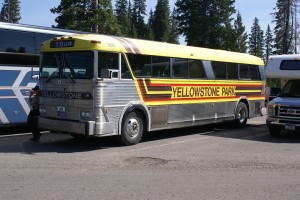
[31,67,39,79]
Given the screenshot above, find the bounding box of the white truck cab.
[266,54,300,136]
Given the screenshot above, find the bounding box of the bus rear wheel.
[234,102,248,127]
[118,111,144,145]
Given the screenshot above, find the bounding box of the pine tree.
[248,17,264,58]
[131,0,147,39]
[146,9,155,40]
[168,8,179,44]
[51,0,120,35]
[232,12,247,53]
[0,0,21,23]
[175,0,235,49]
[152,0,170,42]
[265,25,273,62]
[115,0,130,36]
[272,0,299,54]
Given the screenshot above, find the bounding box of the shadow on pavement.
[1,121,300,154]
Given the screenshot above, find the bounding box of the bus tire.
[268,126,281,137]
[118,111,144,145]
[234,102,248,127]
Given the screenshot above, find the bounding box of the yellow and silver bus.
[38,34,265,145]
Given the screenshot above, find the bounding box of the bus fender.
[118,102,151,135]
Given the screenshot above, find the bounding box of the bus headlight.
[80,110,92,120]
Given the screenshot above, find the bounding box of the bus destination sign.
[50,40,75,48]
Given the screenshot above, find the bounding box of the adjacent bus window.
[189,60,206,79]
[280,60,300,70]
[212,61,226,79]
[98,52,118,78]
[0,29,35,54]
[249,65,260,80]
[240,64,251,79]
[151,56,170,78]
[227,63,238,79]
[173,58,188,78]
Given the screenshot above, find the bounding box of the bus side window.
[212,61,226,79]
[239,64,251,79]
[152,56,170,78]
[227,63,238,79]
[98,52,118,78]
[189,60,206,79]
[249,65,261,80]
[121,55,132,79]
[173,58,188,79]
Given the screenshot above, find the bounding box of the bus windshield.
[40,51,94,80]
[278,80,300,97]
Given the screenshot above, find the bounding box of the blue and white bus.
[0,22,80,126]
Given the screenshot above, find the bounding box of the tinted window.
[240,64,251,79]
[127,54,170,78]
[173,58,188,78]
[189,60,206,79]
[249,65,261,80]
[0,53,38,66]
[35,33,57,54]
[127,54,151,77]
[280,60,300,70]
[212,61,226,79]
[151,56,170,78]
[0,29,35,54]
[98,52,118,77]
[227,63,238,79]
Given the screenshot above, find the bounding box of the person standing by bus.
[28,86,41,141]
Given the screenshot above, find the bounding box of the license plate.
[285,124,295,131]
[57,106,65,117]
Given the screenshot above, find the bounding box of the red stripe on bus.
[113,37,133,53]
[121,38,141,54]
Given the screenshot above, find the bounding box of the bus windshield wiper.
[64,73,76,83]
[46,67,60,82]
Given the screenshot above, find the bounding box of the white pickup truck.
[266,54,300,136]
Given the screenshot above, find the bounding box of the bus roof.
[0,22,84,36]
[41,34,264,66]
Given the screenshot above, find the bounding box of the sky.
[1,0,277,44]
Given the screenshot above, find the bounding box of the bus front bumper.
[38,117,95,136]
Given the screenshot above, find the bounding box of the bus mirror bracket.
[101,69,119,79]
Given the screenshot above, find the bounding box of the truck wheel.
[234,102,248,127]
[268,126,281,137]
[118,111,144,145]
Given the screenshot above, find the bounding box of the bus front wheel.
[234,102,248,127]
[118,111,144,145]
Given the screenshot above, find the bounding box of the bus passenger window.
[239,64,251,79]
[189,60,206,79]
[98,52,118,78]
[249,65,261,80]
[227,63,238,79]
[121,55,132,79]
[152,56,170,78]
[173,58,188,78]
[127,54,151,77]
[212,61,226,79]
